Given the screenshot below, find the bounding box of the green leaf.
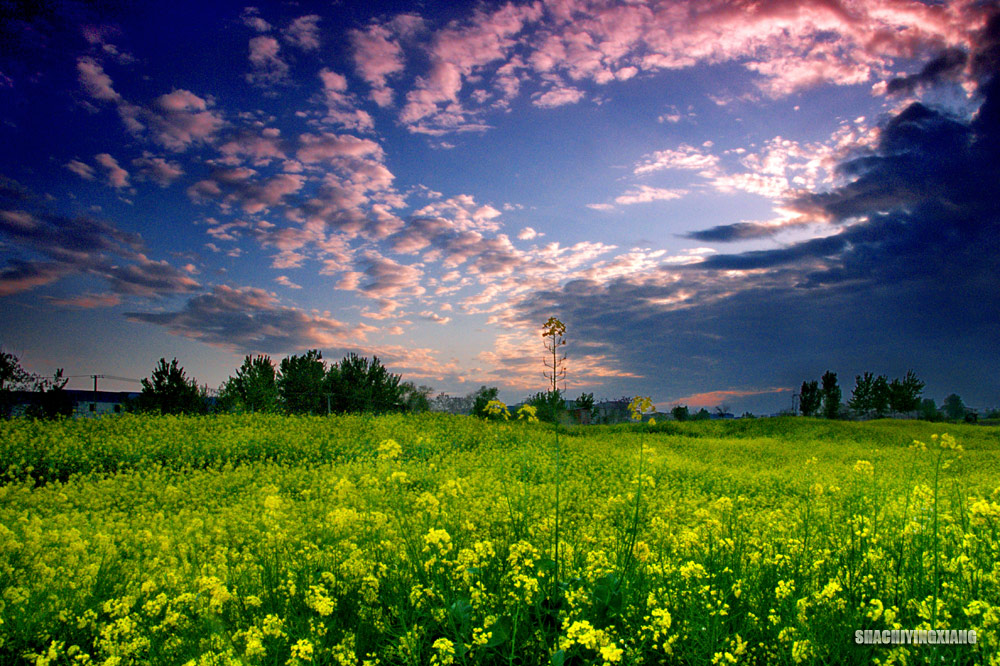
[449,598,473,630]
[485,615,512,648]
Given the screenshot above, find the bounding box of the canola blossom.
[0,414,998,665]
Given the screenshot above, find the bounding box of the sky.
[1,0,999,414]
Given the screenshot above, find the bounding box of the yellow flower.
[516,404,539,422]
[628,396,654,421]
[377,438,402,460]
[290,639,314,662]
[431,638,455,666]
[853,460,874,476]
[484,399,510,420]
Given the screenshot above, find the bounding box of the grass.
[0,414,997,665]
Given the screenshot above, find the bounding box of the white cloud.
[531,84,585,108]
[613,186,686,205]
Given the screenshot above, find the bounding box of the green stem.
[932,450,941,627]
[555,426,561,582]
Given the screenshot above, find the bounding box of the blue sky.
[2,0,998,413]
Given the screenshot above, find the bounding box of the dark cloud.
[684,221,786,242]
[126,285,357,354]
[0,209,143,265]
[886,48,967,95]
[0,203,200,299]
[0,260,68,297]
[104,258,200,298]
[508,39,1000,411]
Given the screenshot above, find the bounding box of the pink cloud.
[296,132,383,163]
[77,57,120,102]
[349,252,426,299]
[95,153,130,188]
[247,35,289,85]
[283,14,321,51]
[187,170,305,214]
[349,14,426,107]
[65,160,96,180]
[240,7,272,33]
[0,261,68,297]
[368,0,990,135]
[399,2,543,132]
[132,152,184,186]
[419,310,451,325]
[669,387,791,409]
[473,329,639,392]
[105,255,201,297]
[48,292,122,309]
[218,127,288,166]
[318,69,375,131]
[149,90,225,151]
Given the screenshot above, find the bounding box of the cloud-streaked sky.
[2,0,998,413]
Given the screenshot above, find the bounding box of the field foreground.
[1,415,999,665]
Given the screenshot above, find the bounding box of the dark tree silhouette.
[848,372,875,417]
[470,386,499,418]
[219,355,279,413]
[28,368,74,419]
[799,380,822,417]
[821,371,841,419]
[943,393,967,421]
[137,358,206,415]
[0,350,32,418]
[888,370,925,414]
[278,350,327,414]
[327,354,403,413]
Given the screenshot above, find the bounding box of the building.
[4,389,140,417]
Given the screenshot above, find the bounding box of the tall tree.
[943,394,967,421]
[278,350,327,414]
[219,355,279,413]
[527,389,566,423]
[848,372,875,417]
[137,358,206,415]
[328,353,403,413]
[799,380,822,417]
[28,368,74,419]
[918,398,941,421]
[542,316,567,393]
[575,392,596,423]
[821,371,841,419]
[889,370,925,415]
[871,375,891,418]
[471,386,499,419]
[0,350,32,418]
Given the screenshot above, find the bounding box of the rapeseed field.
[1,414,998,665]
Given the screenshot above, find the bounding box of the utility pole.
[92,374,104,407]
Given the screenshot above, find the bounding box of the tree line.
[798,370,986,422]
[0,349,431,417]
[151,352,433,416]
